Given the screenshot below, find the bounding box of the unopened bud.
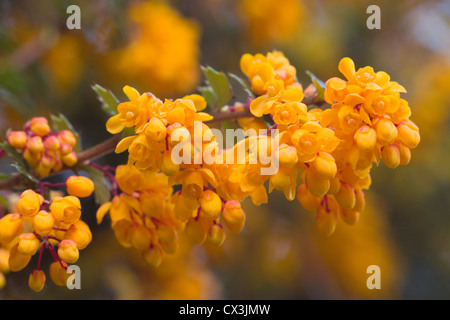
[7,131,27,149]
[222,200,246,234]
[28,269,46,292]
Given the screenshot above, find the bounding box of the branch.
[0,135,121,190]
[0,90,326,191]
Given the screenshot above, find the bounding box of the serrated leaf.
[50,113,81,153]
[0,141,38,184]
[228,73,255,99]
[306,70,326,100]
[92,84,120,117]
[200,66,233,111]
[79,165,111,205]
[11,163,39,184]
[0,141,27,168]
[198,86,216,110]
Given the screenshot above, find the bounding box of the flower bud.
[327,177,341,195]
[398,143,411,166]
[182,172,204,200]
[222,200,246,234]
[173,193,196,221]
[207,223,227,247]
[334,183,356,210]
[186,214,209,244]
[9,244,31,272]
[18,233,40,255]
[157,224,177,244]
[277,144,298,168]
[50,196,81,224]
[27,136,44,153]
[397,122,420,149]
[7,131,27,149]
[353,190,366,212]
[23,148,40,167]
[296,184,319,213]
[35,162,51,178]
[375,118,397,145]
[58,130,77,147]
[340,209,360,226]
[354,125,377,152]
[30,117,50,137]
[131,224,151,251]
[64,221,92,250]
[58,239,79,263]
[113,220,133,248]
[62,151,77,167]
[311,152,337,180]
[199,190,222,220]
[66,176,95,198]
[49,260,69,286]
[59,143,73,156]
[28,269,46,292]
[0,213,24,244]
[270,168,291,190]
[161,150,180,176]
[305,169,330,198]
[381,144,401,169]
[145,117,167,142]
[142,245,164,267]
[316,209,337,237]
[43,135,60,151]
[40,154,54,169]
[33,210,55,236]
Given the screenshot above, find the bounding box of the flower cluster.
[238,0,303,46]
[0,176,93,292]
[7,117,78,177]
[238,52,419,236]
[101,84,251,264]
[97,165,181,266]
[111,1,201,96]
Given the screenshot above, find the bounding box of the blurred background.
[0,0,449,299]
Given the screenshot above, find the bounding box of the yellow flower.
[66,176,95,198]
[29,117,50,137]
[18,233,40,256]
[222,200,246,234]
[238,0,303,46]
[111,1,201,97]
[0,213,24,245]
[58,239,79,264]
[16,189,44,217]
[50,196,82,225]
[7,131,27,149]
[28,269,46,292]
[33,210,55,236]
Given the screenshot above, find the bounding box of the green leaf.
[0,172,12,180]
[306,71,326,101]
[79,165,111,205]
[198,86,216,110]
[0,141,27,168]
[228,73,255,100]
[11,163,39,184]
[92,84,120,117]
[200,66,233,111]
[0,141,38,184]
[50,113,81,153]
